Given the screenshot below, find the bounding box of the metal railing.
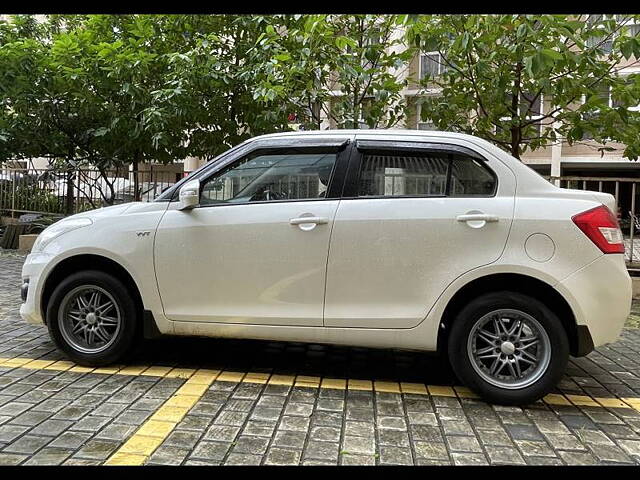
[0,166,182,217]
[2,167,639,265]
[549,175,640,265]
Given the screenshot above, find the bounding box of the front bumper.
[556,254,632,349]
[19,252,54,325]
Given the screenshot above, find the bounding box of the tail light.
[572,205,624,254]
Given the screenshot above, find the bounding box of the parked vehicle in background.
[110,181,173,203]
[19,130,632,405]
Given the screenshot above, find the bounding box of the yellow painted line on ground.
[135,419,176,438]
[190,369,220,385]
[178,382,209,397]
[268,374,295,386]
[22,359,56,369]
[2,356,640,413]
[1,357,31,367]
[543,393,573,406]
[320,378,346,390]
[594,397,630,409]
[46,360,75,371]
[117,365,150,376]
[295,375,321,388]
[163,394,200,409]
[566,394,600,407]
[454,386,481,399]
[348,379,373,391]
[153,405,190,422]
[427,385,456,397]
[216,371,245,383]
[140,366,173,377]
[69,365,94,373]
[623,397,640,408]
[243,372,270,384]
[374,381,401,393]
[104,368,219,466]
[92,366,123,375]
[165,367,197,379]
[400,382,428,395]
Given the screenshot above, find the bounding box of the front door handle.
[290,216,329,226]
[456,214,499,223]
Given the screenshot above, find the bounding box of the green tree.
[2,12,420,211]
[406,14,640,160]
[323,14,414,129]
[260,14,415,130]
[1,15,226,204]
[0,16,112,212]
[153,15,300,160]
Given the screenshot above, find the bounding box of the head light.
[32,217,93,252]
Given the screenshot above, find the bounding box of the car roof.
[250,129,509,162]
[250,129,506,157]
[254,128,471,140]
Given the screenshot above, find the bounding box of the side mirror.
[178,179,200,211]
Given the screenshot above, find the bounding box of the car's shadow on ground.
[130,335,458,385]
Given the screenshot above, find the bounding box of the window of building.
[580,80,640,139]
[585,14,617,54]
[628,23,640,37]
[498,92,544,140]
[581,84,612,140]
[582,82,637,109]
[420,52,447,80]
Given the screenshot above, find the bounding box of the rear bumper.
[556,254,631,350]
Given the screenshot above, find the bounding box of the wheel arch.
[437,272,590,358]
[41,254,144,327]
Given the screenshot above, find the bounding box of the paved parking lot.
[1,252,640,465]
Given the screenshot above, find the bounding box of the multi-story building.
[310,16,639,184]
[399,16,640,181]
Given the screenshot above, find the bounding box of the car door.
[154,137,352,326]
[324,137,516,329]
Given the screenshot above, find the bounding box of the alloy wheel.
[466,308,552,390]
[58,285,122,354]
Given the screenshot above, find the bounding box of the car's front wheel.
[46,270,138,366]
[448,291,569,405]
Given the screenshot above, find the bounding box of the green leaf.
[620,40,633,60]
[541,48,563,61]
[274,53,291,62]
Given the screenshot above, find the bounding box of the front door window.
[200,152,338,205]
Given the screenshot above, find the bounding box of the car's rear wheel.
[448,291,569,405]
[46,270,138,366]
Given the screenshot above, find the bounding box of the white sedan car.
[20,130,632,404]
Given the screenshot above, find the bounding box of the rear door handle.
[290,216,329,226]
[456,214,499,223]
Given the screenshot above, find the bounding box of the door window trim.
[162,138,351,203]
[193,141,352,209]
[343,140,498,199]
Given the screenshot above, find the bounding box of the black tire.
[46,270,138,367]
[447,291,569,405]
